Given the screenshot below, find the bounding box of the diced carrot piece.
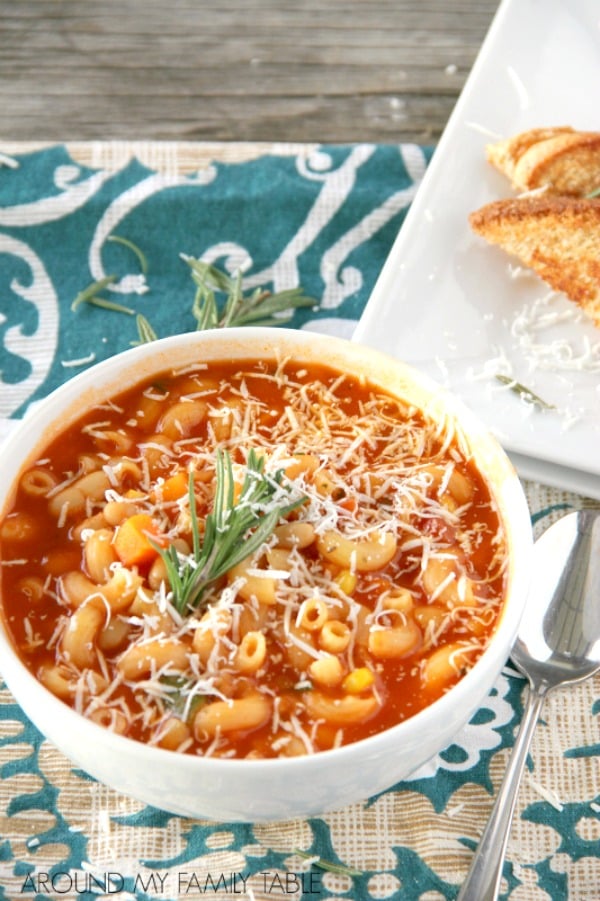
[114,513,161,568]
[160,471,189,502]
[337,495,358,513]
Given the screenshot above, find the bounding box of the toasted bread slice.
[486,127,600,196]
[469,196,600,325]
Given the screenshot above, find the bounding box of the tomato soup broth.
[0,357,508,759]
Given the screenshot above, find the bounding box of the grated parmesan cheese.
[528,777,564,812]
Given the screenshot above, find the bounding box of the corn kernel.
[335,569,357,596]
[342,667,375,694]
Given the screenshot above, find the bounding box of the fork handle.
[456,683,548,901]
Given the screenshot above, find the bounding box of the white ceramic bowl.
[0,328,532,822]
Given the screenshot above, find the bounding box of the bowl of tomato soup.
[0,328,531,821]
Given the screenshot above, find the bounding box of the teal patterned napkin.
[0,142,430,422]
[0,142,598,901]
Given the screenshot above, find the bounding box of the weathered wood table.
[0,0,499,143]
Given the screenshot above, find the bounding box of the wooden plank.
[0,0,499,143]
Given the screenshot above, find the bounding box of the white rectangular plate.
[354,0,600,499]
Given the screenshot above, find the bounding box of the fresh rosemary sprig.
[183,255,316,329]
[156,449,306,614]
[494,374,555,410]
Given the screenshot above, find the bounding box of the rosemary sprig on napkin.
[183,255,315,330]
[71,235,148,315]
[71,236,316,343]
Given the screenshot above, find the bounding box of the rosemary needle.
[71,274,136,315]
[494,374,556,410]
[133,313,158,344]
[108,234,149,274]
[293,850,362,878]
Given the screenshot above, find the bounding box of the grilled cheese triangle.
[469,195,600,326]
